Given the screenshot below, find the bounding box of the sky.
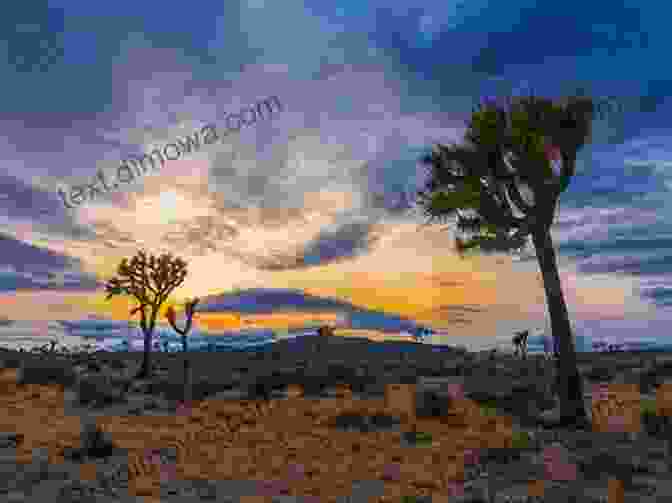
[0,0,669,350]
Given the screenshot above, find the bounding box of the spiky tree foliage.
[512,330,529,360]
[165,297,200,352]
[104,250,189,379]
[414,92,595,428]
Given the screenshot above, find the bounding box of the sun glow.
[156,190,181,221]
[132,189,196,225]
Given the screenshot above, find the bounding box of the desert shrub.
[76,375,127,407]
[18,360,78,388]
[326,362,356,383]
[416,391,452,418]
[0,357,22,369]
[246,380,274,400]
[639,370,658,395]
[403,431,433,447]
[179,378,232,401]
[108,375,132,394]
[107,358,128,370]
[331,412,371,432]
[641,398,657,416]
[510,430,532,450]
[78,422,116,459]
[478,401,500,417]
[641,406,672,439]
[370,413,399,429]
[585,365,615,381]
[85,361,102,372]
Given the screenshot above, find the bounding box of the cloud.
[0,232,102,292]
[255,220,383,271]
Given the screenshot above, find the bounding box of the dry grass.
[0,368,521,502]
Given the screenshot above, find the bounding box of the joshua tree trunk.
[532,227,588,427]
[137,328,151,379]
[136,307,157,379]
[183,358,192,402]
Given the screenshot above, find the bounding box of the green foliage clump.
[510,430,532,450]
[641,398,657,417]
[479,400,500,417]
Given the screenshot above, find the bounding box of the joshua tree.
[414,91,595,428]
[165,297,200,353]
[104,250,189,379]
[512,330,529,360]
[318,325,334,337]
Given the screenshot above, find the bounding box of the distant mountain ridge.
[198,288,362,314]
[197,287,431,334]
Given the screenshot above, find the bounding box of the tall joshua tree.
[165,297,200,352]
[414,91,595,428]
[105,250,189,379]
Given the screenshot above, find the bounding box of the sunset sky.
[0,1,669,348]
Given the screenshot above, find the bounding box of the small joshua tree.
[512,334,520,357]
[165,297,200,353]
[512,330,529,360]
[165,297,200,402]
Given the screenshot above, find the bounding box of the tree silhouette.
[165,297,200,401]
[414,91,595,428]
[165,297,200,352]
[104,250,189,379]
[512,330,529,360]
